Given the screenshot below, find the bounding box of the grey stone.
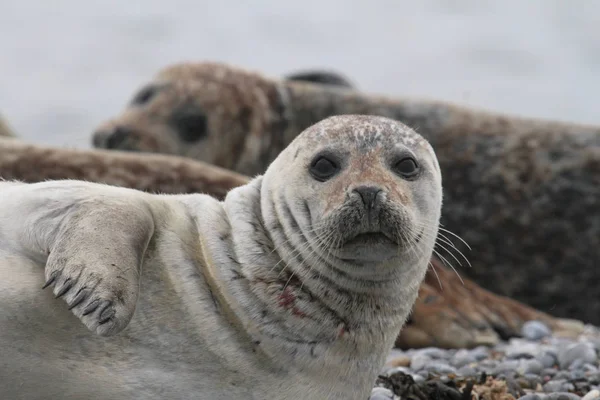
[554,371,571,380]
[518,394,545,400]
[539,351,559,369]
[451,349,477,368]
[470,346,491,361]
[582,390,600,400]
[370,387,396,400]
[558,343,598,369]
[521,359,545,375]
[458,366,479,377]
[414,348,450,360]
[545,393,581,400]
[493,360,520,374]
[543,380,567,393]
[570,369,586,380]
[522,321,552,341]
[422,362,457,375]
[410,355,432,372]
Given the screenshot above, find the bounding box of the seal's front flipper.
[41,202,155,337]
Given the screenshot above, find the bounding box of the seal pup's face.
[261,114,442,288]
[92,62,284,171]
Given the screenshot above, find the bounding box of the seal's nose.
[353,186,383,209]
[93,126,131,149]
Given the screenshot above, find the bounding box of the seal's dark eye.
[309,156,339,181]
[393,158,419,178]
[169,105,208,143]
[131,85,159,106]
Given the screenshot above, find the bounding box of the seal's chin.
[338,232,400,264]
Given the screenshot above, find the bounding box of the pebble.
[410,354,431,371]
[546,393,581,400]
[518,394,544,400]
[582,390,600,400]
[370,387,396,400]
[523,321,553,341]
[558,343,598,369]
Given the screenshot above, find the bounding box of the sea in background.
[1,0,599,148]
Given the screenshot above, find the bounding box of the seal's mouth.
[344,232,397,247]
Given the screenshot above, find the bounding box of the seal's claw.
[54,278,74,298]
[42,270,59,289]
[82,299,100,316]
[98,302,116,325]
[68,287,90,310]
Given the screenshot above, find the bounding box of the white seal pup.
[0,115,442,399]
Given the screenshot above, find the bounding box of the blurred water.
[1,0,599,148]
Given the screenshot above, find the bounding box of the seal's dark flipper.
[393,257,585,350]
[284,70,356,89]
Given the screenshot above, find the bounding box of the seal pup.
[0,115,442,399]
[0,138,580,350]
[91,61,600,324]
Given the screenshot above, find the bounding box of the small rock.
[451,349,477,368]
[555,371,572,380]
[546,393,581,400]
[414,347,450,360]
[570,369,586,380]
[457,366,478,377]
[522,321,552,341]
[410,355,431,371]
[569,359,586,371]
[493,360,520,374]
[387,356,411,368]
[582,390,600,400]
[521,359,545,375]
[370,387,395,400]
[539,351,559,368]
[543,380,567,392]
[471,346,491,361]
[422,362,457,375]
[558,343,598,369]
[518,394,545,400]
[542,368,558,377]
[584,364,599,373]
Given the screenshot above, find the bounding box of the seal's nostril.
[105,127,131,149]
[353,186,383,209]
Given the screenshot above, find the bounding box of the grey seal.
[0,115,442,399]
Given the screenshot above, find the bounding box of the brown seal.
[0,136,583,349]
[90,61,600,325]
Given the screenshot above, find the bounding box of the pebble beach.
[371,321,600,399]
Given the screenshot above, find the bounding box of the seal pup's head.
[260,114,442,295]
[92,62,281,172]
[91,62,352,173]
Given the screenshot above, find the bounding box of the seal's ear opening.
[168,103,209,143]
[284,70,356,89]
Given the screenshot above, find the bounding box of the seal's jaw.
[337,231,399,264]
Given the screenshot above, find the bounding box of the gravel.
[370,321,600,400]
